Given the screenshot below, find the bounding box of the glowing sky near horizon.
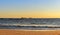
[0,0,60,18]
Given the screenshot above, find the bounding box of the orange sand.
[0,30,60,35]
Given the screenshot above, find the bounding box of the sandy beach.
[0,30,60,35]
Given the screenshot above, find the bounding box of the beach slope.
[0,30,60,35]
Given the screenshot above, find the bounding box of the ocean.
[0,18,60,30]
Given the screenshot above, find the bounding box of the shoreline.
[0,29,60,35]
[0,29,59,31]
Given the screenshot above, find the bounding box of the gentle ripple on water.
[0,18,60,30]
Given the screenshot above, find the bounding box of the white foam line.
[0,29,59,31]
[14,29,58,31]
[1,24,60,27]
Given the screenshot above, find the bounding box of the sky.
[0,0,60,18]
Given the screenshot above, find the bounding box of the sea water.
[0,18,60,30]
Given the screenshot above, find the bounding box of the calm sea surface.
[0,18,60,30]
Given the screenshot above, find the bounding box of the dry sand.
[0,29,60,35]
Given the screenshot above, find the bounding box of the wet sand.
[0,30,60,35]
